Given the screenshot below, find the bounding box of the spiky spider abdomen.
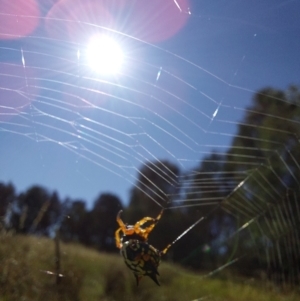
[121,239,161,286]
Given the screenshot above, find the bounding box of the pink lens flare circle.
[0,0,40,40]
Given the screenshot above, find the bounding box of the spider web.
[1,0,300,291]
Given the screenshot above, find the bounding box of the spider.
[115,209,170,286]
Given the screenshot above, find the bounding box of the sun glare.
[86,35,123,75]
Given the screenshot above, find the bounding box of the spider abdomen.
[121,240,161,286]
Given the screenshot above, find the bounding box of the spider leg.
[134,209,164,241]
[116,210,127,229]
[160,243,172,255]
[115,227,123,249]
[116,210,135,249]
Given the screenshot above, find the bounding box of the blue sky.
[1,0,300,208]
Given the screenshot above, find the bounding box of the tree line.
[1,86,299,285]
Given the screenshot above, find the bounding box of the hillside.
[0,234,298,301]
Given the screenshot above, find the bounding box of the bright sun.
[86,35,124,75]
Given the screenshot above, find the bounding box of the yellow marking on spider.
[115,209,163,249]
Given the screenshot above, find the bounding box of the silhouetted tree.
[60,200,89,244]
[89,193,123,252]
[176,153,234,269]
[226,86,300,187]
[128,160,180,218]
[0,182,15,228]
[10,185,62,235]
[222,86,300,284]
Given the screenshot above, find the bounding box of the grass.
[0,233,299,301]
